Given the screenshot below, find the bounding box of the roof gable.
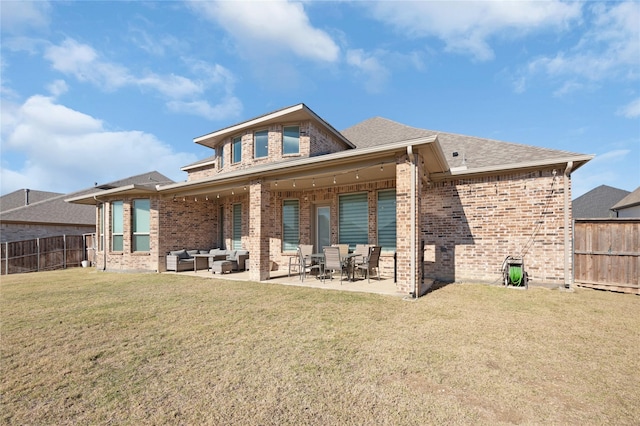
[573,185,631,218]
[611,186,640,210]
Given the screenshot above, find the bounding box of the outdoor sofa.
[166,248,249,272]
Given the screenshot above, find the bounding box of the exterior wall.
[422,169,569,286]
[186,120,350,181]
[95,197,219,272]
[266,179,397,279]
[186,164,217,181]
[0,223,94,243]
[617,205,640,218]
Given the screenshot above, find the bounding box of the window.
[339,193,368,251]
[232,136,242,164]
[377,190,396,252]
[283,199,299,251]
[98,204,104,251]
[219,145,225,169]
[283,125,300,155]
[232,204,242,250]
[111,201,123,251]
[132,199,150,252]
[254,130,268,158]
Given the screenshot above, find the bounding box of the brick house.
[67,104,592,295]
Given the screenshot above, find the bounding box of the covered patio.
[166,268,423,298]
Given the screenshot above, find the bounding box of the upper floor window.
[283,125,300,155]
[219,145,225,169]
[232,136,242,164]
[111,200,123,252]
[132,199,150,252]
[254,130,268,158]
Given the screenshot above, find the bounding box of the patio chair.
[288,244,313,277]
[355,246,381,283]
[299,245,321,281]
[352,244,370,264]
[332,244,350,257]
[323,246,347,284]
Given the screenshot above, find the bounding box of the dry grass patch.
[2,269,639,425]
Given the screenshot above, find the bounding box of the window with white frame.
[282,199,299,251]
[232,204,242,250]
[98,204,104,251]
[338,192,368,251]
[283,125,300,155]
[377,189,396,252]
[132,199,150,252]
[232,136,242,164]
[111,200,123,251]
[219,145,225,169]
[254,130,268,158]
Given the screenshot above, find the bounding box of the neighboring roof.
[0,189,62,212]
[193,103,355,150]
[2,171,174,224]
[572,185,631,218]
[341,117,593,177]
[611,186,640,211]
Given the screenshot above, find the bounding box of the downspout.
[407,146,417,298]
[563,161,573,289]
[94,195,107,271]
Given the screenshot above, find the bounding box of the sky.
[1,1,638,199]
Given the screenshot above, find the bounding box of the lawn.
[2,269,639,425]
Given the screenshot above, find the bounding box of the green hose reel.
[503,256,528,288]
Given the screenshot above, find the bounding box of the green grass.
[2,269,639,425]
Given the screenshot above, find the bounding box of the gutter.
[564,161,573,288]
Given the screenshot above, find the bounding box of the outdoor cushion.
[170,249,189,260]
[186,250,199,257]
[210,249,227,256]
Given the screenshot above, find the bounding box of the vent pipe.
[24,189,30,206]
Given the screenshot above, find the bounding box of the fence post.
[37,238,40,272]
[63,234,67,269]
[4,242,7,275]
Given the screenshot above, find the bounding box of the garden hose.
[509,266,523,286]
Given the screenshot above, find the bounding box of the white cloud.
[346,49,390,94]
[0,0,51,34]
[0,95,196,194]
[189,0,340,62]
[618,98,640,119]
[46,80,68,97]
[366,1,581,61]
[167,97,242,121]
[572,148,637,197]
[522,2,639,90]
[42,38,242,120]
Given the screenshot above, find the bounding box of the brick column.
[395,153,422,294]
[248,179,270,281]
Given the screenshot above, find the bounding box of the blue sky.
[1,1,638,198]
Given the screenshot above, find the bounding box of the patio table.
[192,253,228,272]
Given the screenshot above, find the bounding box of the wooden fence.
[1,234,96,275]
[574,219,639,295]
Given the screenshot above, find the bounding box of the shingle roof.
[0,189,62,212]
[572,185,631,218]
[611,186,640,211]
[341,116,584,171]
[0,171,174,225]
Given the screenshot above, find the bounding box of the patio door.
[315,206,330,253]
